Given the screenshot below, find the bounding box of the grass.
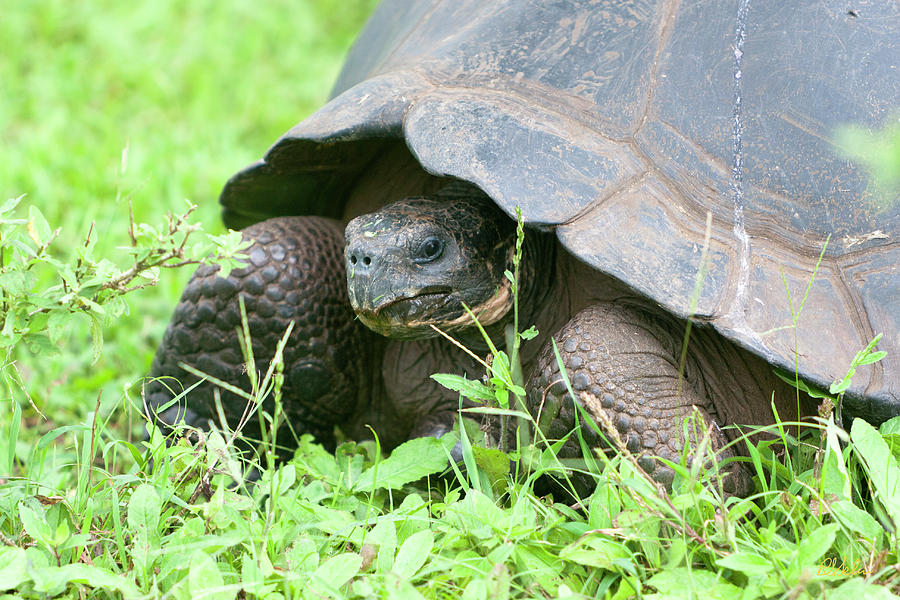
[2,1,900,599]
[1,0,377,439]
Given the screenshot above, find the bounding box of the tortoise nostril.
[350,255,358,265]
[363,257,371,266]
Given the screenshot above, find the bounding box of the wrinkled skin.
[344,188,518,340]
[147,170,808,494]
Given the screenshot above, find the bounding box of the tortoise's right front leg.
[145,216,377,452]
[526,303,755,496]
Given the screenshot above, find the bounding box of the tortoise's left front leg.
[145,216,378,455]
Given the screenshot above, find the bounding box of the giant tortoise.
[147,0,899,490]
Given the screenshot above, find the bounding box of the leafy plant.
[0,195,248,420]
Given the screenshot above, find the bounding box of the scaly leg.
[145,216,376,453]
[527,302,754,495]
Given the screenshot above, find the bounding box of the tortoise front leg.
[527,303,753,496]
[145,216,377,453]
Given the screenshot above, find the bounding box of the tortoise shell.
[220,1,899,420]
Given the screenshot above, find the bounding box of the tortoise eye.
[415,236,444,263]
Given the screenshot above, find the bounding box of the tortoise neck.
[452,230,555,354]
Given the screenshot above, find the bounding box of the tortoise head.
[344,190,517,340]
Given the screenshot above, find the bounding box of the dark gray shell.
[220,1,900,419]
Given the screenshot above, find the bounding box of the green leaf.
[46,310,73,344]
[89,313,103,364]
[30,563,141,598]
[59,533,90,551]
[127,484,161,537]
[0,547,27,591]
[773,370,833,400]
[0,271,29,297]
[36,424,89,452]
[431,373,493,402]
[24,333,55,356]
[285,535,319,572]
[493,385,509,409]
[828,577,899,600]
[309,553,362,596]
[716,551,772,577]
[609,577,640,600]
[52,519,71,546]
[355,436,448,491]
[462,579,488,600]
[335,441,366,486]
[850,418,900,526]
[857,350,887,365]
[27,205,52,247]
[646,568,742,599]
[18,502,51,545]
[0,195,23,217]
[240,553,264,594]
[294,435,342,482]
[492,351,511,381]
[393,529,433,580]
[447,490,503,540]
[830,379,851,395]
[880,415,900,436]
[188,550,227,599]
[473,446,510,491]
[511,544,565,593]
[832,335,886,394]
[560,535,631,570]
[205,430,243,483]
[519,325,539,340]
[830,500,883,543]
[588,486,622,530]
[58,564,141,599]
[10,238,36,260]
[386,575,428,600]
[822,417,851,500]
[796,523,838,569]
[371,520,397,573]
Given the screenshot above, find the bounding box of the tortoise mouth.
[355,287,456,339]
[354,280,515,340]
[378,287,453,315]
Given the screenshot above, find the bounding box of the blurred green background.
[1,0,378,446]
